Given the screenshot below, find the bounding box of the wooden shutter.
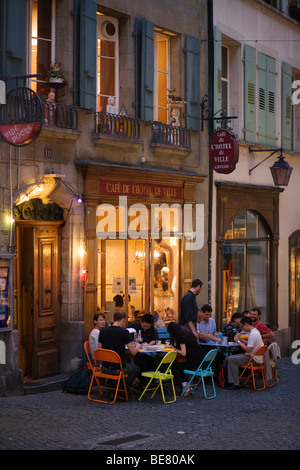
[281,62,292,151]
[141,19,154,121]
[244,44,256,142]
[0,0,27,92]
[213,26,222,130]
[74,0,97,110]
[185,35,200,131]
[134,18,154,121]
[257,52,277,146]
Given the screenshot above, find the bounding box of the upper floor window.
[97,14,119,113]
[30,0,55,99]
[221,45,229,113]
[153,32,169,123]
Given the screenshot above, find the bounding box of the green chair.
[181,349,218,399]
[138,351,177,404]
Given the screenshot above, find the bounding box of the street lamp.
[249,148,293,187]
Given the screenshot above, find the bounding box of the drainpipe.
[207,0,214,305]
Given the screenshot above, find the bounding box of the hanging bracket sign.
[209,129,239,174]
[0,86,43,146]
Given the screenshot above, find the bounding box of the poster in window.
[128,277,137,294]
[112,277,125,294]
[0,267,9,327]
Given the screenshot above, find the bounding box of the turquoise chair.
[138,351,177,404]
[181,349,218,399]
[156,327,170,341]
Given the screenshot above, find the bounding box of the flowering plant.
[47,62,66,81]
[167,87,183,101]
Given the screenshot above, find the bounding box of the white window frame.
[97,14,119,113]
[27,0,56,89]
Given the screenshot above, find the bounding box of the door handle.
[45,288,51,294]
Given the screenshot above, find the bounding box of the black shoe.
[225,383,240,390]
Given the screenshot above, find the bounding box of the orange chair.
[84,341,93,370]
[239,345,268,391]
[87,348,128,405]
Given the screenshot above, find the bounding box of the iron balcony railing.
[94,111,140,139]
[151,121,191,148]
[43,102,79,130]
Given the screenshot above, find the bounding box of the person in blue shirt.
[197,304,222,343]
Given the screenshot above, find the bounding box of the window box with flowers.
[47,62,67,86]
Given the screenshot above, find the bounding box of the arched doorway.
[15,199,63,379]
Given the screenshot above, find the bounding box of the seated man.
[130,313,157,345]
[225,316,264,389]
[250,307,276,344]
[197,304,221,344]
[222,311,243,342]
[98,311,141,390]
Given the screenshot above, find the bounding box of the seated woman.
[167,322,206,396]
[89,313,106,358]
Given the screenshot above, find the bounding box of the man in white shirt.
[225,316,264,389]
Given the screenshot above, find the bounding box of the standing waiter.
[179,279,203,338]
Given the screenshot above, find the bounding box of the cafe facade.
[0,0,209,395]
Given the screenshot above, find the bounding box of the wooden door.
[33,225,61,378]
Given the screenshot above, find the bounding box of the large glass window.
[223,210,270,326]
[96,204,180,324]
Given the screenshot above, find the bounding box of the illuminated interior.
[96,205,180,323]
[154,33,169,124]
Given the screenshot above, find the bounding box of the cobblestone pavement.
[0,357,299,452]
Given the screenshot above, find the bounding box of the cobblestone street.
[0,357,299,453]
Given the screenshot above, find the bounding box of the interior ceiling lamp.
[249,148,293,187]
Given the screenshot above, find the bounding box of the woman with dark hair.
[167,322,205,396]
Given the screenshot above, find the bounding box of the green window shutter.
[213,26,222,130]
[244,44,257,142]
[266,56,277,146]
[1,0,27,92]
[257,52,267,144]
[257,52,277,146]
[134,18,143,119]
[281,62,292,151]
[141,19,154,121]
[185,35,200,131]
[134,18,154,121]
[74,0,97,110]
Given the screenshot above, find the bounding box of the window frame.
[153,30,170,124]
[28,0,56,92]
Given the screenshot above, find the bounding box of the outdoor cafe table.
[198,340,243,356]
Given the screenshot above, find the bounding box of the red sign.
[209,129,239,174]
[100,180,183,199]
[0,122,40,146]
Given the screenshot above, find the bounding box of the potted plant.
[167,87,183,102]
[47,62,66,83]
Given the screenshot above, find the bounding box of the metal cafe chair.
[138,351,177,404]
[87,348,129,404]
[181,349,218,399]
[239,345,268,391]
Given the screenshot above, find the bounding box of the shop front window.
[96,205,180,324]
[223,210,270,326]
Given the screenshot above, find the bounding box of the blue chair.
[156,327,170,341]
[181,349,218,399]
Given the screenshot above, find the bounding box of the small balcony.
[43,102,79,130]
[94,111,140,140]
[151,121,191,149]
